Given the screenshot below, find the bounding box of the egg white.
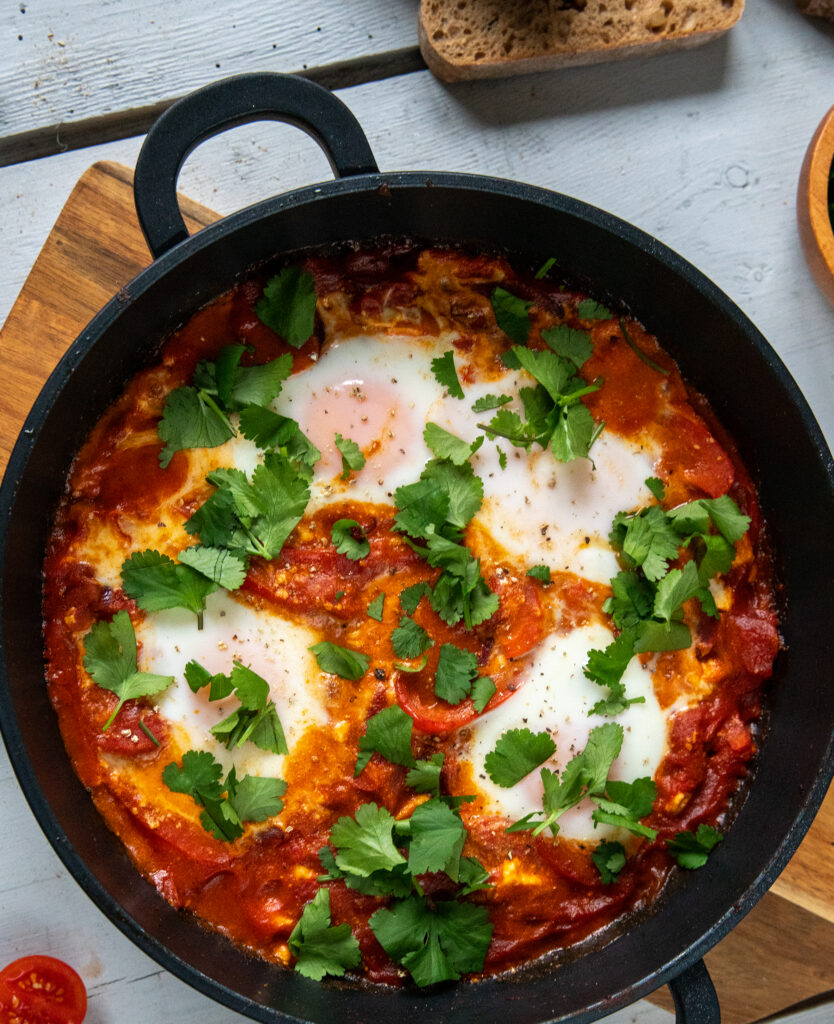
[463,622,665,841]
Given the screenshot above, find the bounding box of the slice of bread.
[419,0,746,82]
[795,0,834,20]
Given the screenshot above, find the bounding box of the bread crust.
[419,0,745,82]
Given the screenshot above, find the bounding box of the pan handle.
[669,959,720,1024]
[133,72,379,259]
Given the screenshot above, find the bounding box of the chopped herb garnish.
[666,824,723,869]
[288,889,361,980]
[310,640,370,681]
[507,722,623,836]
[490,287,532,345]
[391,616,434,661]
[484,728,556,788]
[434,644,479,705]
[423,423,483,465]
[331,518,370,560]
[471,393,512,414]
[527,564,551,583]
[238,406,320,475]
[470,675,496,714]
[334,433,365,480]
[162,749,285,842]
[355,704,417,776]
[577,298,613,320]
[592,841,627,884]
[591,776,658,840]
[619,318,669,375]
[541,324,593,368]
[82,611,174,731]
[367,593,385,621]
[430,350,465,399]
[534,256,557,279]
[645,476,665,502]
[254,266,317,348]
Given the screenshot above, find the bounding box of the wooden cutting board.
[1,161,832,1023]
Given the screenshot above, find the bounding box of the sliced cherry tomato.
[0,955,87,1024]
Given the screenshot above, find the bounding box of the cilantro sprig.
[157,346,293,468]
[121,547,247,629]
[185,452,310,563]
[431,350,464,399]
[507,722,624,837]
[331,518,370,560]
[320,797,493,986]
[288,889,361,980]
[82,611,175,730]
[666,824,723,869]
[585,487,751,714]
[479,344,603,464]
[254,266,318,348]
[393,458,497,629]
[490,287,533,345]
[186,659,288,755]
[334,433,365,480]
[484,728,557,788]
[310,641,370,681]
[162,749,285,842]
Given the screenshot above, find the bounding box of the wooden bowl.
[798,105,834,307]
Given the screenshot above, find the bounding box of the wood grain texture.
[0,159,832,1024]
[646,893,834,1023]
[1,0,418,138]
[0,161,216,476]
[797,105,834,307]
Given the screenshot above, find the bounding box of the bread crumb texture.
[419,0,745,80]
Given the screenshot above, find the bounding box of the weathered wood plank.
[2,0,418,139]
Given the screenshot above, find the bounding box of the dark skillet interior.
[2,174,833,1024]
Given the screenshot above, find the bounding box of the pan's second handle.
[133,72,379,259]
[669,959,720,1024]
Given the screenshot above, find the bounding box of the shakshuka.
[43,246,779,986]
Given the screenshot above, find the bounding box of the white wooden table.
[1,3,832,1022]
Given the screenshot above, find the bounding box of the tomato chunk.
[0,955,87,1024]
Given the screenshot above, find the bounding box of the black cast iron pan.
[1,73,833,1024]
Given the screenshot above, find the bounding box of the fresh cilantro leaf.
[513,346,575,404]
[497,446,507,470]
[550,402,601,463]
[584,630,640,712]
[434,644,479,705]
[367,593,385,621]
[83,611,174,730]
[318,845,413,898]
[370,895,492,987]
[471,394,512,413]
[423,423,483,465]
[254,266,317,348]
[157,385,234,469]
[223,352,293,410]
[238,405,320,471]
[479,408,535,450]
[400,581,431,615]
[653,561,702,622]
[288,889,361,980]
[177,545,248,591]
[227,773,287,822]
[470,675,496,714]
[120,549,218,623]
[334,433,365,480]
[355,704,416,776]
[621,506,681,582]
[645,476,665,502]
[577,298,613,320]
[420,459,484,529]
[407,798,466,876]
[592,841,627,884]
[330,803,407,876]
[604,571,655,630]
[541,324,593,368]
[310,641,370,681]
[395,654,429,674]
[391,616,433,660]
[490,287,532,345]
[406,753,444,796]
[331,518,370,560]
[527,564,551,583]
[431,350,464,399]
[162,750,283,842]
[184,659,233,700]
[695,533,736,583]
[334,589,345,602]
[201,661,289,755]
[508,723,624,836]
[484,728,556,788]
[591,777,658,840]
[457,856,493,895]
[666,824,723,869]
[534,256,557,279]
[668,495,751,545]
[633,619,692,653]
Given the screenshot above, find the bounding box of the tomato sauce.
[42,246,779,986]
